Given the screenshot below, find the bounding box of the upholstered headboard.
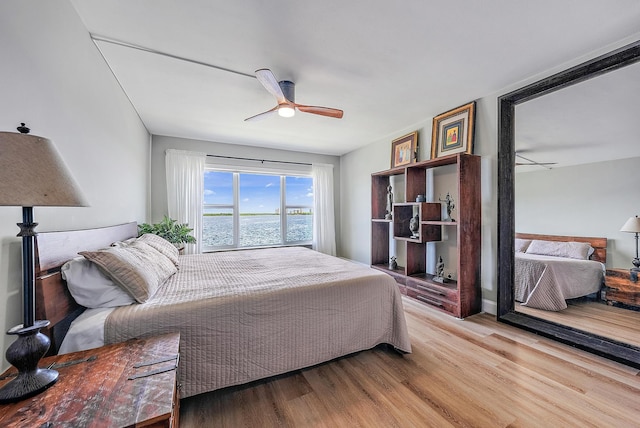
[515,232,607,264]
[34,222,138,353]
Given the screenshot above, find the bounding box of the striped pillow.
[80,241,177,303]
[137,233,180,267]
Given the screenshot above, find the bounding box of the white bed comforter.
[515,252,605,311]
[102,247,411,398]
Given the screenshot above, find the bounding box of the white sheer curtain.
[311,163,336,256]
[165,149,206,254]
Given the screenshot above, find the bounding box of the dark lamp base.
[0,320,58,404]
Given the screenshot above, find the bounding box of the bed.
[34,222,411,398]
[514,233,607,311]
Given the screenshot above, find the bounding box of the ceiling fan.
[515,153,557,169]
[245,69,344,122]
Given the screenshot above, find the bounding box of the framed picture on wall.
[431,101,476,159]
[391,131,418,168]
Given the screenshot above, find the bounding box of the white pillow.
[515,238,532,253]
[61,257,136,308]
[525,240,592,260]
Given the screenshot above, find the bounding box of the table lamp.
[0,124,88,403]
[620,215,640,270]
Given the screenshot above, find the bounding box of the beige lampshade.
[620,215,640,233]
[0,131,88,207]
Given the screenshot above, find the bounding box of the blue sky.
[204,171,313,213]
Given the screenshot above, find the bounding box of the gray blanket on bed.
[515,253,604,311]
[105,247,411,398]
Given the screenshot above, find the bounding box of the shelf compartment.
[371,221,390,266]
[423,220,458,226]
[393,202,441,243]
[371,264,406,283]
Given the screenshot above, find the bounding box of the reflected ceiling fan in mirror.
[245,69,344,121]
[515,153,557,169]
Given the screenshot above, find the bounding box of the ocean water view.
[202,214,312,248]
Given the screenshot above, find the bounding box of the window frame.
[202,166,313,252]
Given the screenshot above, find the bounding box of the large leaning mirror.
[497,40,640,368]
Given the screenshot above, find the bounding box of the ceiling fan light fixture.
[278,105,295,118]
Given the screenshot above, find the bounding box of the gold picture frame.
[391,131,418,168]
[431,101,476,159]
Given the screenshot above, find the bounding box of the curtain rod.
[207,154,312,166]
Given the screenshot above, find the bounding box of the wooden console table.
[0,332,180,427]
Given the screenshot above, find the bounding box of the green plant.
[138,216,196,244]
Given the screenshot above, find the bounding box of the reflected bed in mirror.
[514,233,606,311]
[497,39,640,368]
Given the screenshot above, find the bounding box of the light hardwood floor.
[180,297,640,427]
[516,300,640,348]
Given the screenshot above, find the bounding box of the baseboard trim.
[482,299,497,315]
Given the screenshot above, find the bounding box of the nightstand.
[604,268,640,308]
[0,332,180,427]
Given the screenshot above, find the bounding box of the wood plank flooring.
[180,297,640,427]
[516,300,640,347]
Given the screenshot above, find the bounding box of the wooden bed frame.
[34,222,138,353]
[515,232,607,264]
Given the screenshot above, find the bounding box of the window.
[203,170,313,250]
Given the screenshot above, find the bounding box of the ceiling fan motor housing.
[279,80,295,102]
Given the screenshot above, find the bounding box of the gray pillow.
[515,238,532,253]
[137,233,180,267]
[525,240,592,260]
[80,241,177,303]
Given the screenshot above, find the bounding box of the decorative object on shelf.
[391,131,418,168]
[431,101,476,159]
[138,215,197,245]
[389,256,398,270]
[385,185,393,220]
[416,194,426,202]
[439,192,456,222]
[620,215,640,271]
[433,256,446,283]
[0,124,88,403]
[409,213,420,238]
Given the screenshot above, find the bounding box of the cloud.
[306,192,314,197]
[243,198,249,202]
[204,189,215,195]
[265,182,274,188]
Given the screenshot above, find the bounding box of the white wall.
[340,96,498,313]
[516,157,640,268]
[339,35,640,316]
[150,135,341,247]
[0,2,149,369]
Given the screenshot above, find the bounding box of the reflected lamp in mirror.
[620,215,640,270]
[0,124,88,403]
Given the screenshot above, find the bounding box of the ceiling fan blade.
[296,104,344,119]
[255,69,287,103]
[244,105,279,122]
[515,162,557,166]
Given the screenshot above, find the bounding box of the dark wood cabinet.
[605,268,640,308]
[371,153,481,318]
[0,333,180,427]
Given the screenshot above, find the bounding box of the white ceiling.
[516,60,640,171]
[69,0,640,156]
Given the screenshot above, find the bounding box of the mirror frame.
[497,40,640,368]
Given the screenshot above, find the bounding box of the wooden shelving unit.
[371,153,481,318]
